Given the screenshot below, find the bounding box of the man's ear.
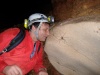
[32,25,36,31]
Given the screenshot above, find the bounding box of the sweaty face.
[38,22,50,41]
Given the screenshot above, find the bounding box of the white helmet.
[28,13,49,26]
[24,13,54,29]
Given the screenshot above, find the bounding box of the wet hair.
[29,22,50,31]
[29,22,40,30]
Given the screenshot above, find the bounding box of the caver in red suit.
[0,28,46,75]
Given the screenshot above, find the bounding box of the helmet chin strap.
[34,22,42,40]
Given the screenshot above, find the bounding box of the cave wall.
[51,0,100,21]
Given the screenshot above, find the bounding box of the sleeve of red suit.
[0,57,8,73]
[0,28,19,73]
[0,30,9,73]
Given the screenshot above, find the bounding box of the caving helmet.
[24,13,54,29]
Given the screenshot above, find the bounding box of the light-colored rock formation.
[44,15,100,75]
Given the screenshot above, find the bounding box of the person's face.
[38,22,50,41]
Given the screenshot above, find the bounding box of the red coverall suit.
[0,28,46,75]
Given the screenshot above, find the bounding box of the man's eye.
[44,29,49,32]
[44,29,47,31]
